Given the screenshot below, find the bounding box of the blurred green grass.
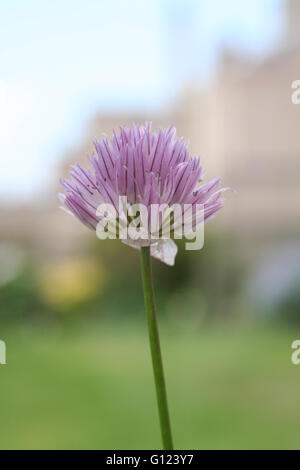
[0,324,299,450]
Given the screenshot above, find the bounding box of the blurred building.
[284,0,300,49]
[177,0,300,242]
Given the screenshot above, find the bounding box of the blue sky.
[0,0,283,202]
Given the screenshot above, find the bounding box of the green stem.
[140,246,174,450]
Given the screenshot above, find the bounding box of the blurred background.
[0,0,300,450]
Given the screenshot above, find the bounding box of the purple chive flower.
[59,122,227,265]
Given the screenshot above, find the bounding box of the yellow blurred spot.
[39,258,105,311]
